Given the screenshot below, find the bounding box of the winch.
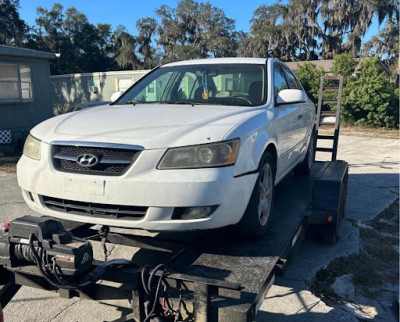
[0,216,93,277]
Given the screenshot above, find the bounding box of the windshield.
[116,64,266,107]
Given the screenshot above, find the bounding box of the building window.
[0,63,33,102]
[20,65,33,100]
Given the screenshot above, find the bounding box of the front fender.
[224,109,277,177]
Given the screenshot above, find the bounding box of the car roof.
[162,57,268,67]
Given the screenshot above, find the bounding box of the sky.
[18,0,380,41]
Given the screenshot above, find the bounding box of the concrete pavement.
[1,135,399,321]
[260,135,399,321]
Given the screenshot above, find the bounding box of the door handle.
[298,114,303,119]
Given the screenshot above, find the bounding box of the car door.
[272,63,301,179]
[281,65,311,154]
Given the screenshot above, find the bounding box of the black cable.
[147,263,167,294]
[29,233,94,290]
[141,266,151,295]
[52,260,66,285]
[180,295,190,316]
[143,269,167,322]
[173,294,183,322]
[28,230,176,321]
[29,233,65,288]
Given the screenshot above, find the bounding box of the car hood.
[32,104,264,149]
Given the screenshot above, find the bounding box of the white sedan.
[18,58,315,237]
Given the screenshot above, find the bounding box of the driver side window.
[273,64,288,101]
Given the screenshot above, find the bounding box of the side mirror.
[276,89,307,105]
[110,90,125,102]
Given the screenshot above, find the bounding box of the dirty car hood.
[31,104,264,149]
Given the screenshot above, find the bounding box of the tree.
[0,0,28,45]
[319,0,397,58]
[248,3,289,59]
[155,0,238,62]
[331,53,357,79]
[34,3,77,74]
[247,0,398,60]
[294,62,324,104]
[113,25,139,70]
[249,1,324,60]
[196,2,237,57]
[136,18,159,69]
[33,3,117,74]
[342,57,398,128]
[156,0,203,62]
[362,14,399,73]
[235,31,252,57]
[284,0,320,60]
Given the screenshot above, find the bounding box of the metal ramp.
[315,75,344,161]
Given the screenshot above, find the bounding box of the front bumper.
[17,143,258,231]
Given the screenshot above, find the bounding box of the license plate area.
[63,177,105,195]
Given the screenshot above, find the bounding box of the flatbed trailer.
[0,159,348,322]
[0,76,347,321]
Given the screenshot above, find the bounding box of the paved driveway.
[1,135,399,321]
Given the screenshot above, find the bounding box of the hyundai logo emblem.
[76,153,99,168]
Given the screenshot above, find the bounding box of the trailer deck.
[0,159,348,322]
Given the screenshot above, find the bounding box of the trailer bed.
[0,161,348,321]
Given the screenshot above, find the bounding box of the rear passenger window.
[282,66,301,90]
[273,65,288,100]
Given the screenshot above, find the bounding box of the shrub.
[295,62,324,104]
[332,53,357,80]
[342,57,398,128]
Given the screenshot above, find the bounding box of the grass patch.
[339,125,399,139]
[318,125,399,139]
[309,199,399,304]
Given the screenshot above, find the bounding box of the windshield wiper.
[119,101,140,106]
[122,101,157,106]
[121,101,205,106]
[164,101,208,106]
[163,101,192,105]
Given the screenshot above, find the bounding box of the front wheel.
[234,152,275,238]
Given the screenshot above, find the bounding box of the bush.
[342,57,398,128]
[332,53,357,79]
[294,62,324,104]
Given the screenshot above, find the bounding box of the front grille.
[52,144,141,176]
[42,195,147,220]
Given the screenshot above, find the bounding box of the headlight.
[23,134,41,160]
[158,139,239,169]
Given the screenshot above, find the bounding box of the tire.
[234,152,276,238]
[295,130,316,176]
